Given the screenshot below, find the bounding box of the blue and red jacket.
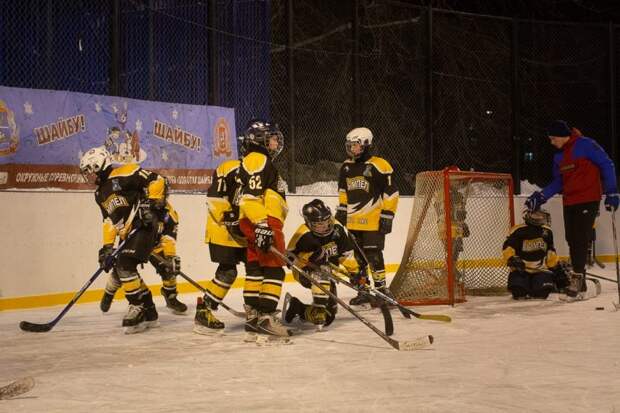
[542,130,617,206]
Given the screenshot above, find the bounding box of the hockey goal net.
[390,167,515,306]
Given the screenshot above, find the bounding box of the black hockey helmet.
[523,208,551,226]
[302,199,334,237]
[243,118,284,159]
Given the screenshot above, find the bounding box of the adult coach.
[526,120,618,293]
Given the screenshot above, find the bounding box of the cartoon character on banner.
[0,100,19,157]
[105,101,146,164]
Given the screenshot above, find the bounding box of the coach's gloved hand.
[254,221,274,252]
[507,256,526,272]
[98,244,115,272]
[335,205,347,226]
[378,210,394,234]
[604,193,619,212]
[525,191,546,212]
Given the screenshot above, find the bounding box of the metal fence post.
[511,18,521,195]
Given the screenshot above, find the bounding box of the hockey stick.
[149,256,245,319]
[285,251,394,336]
[328,263,452,323]
[272,247,433,351]
[19,229,138,333]
[611,210,620,309]
[585,271,618,284]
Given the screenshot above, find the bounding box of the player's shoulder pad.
[217,159,241,176]
[541,224,552,231]
[110,163,140,178]
[368,156,393,174]
[242,152,268,174]
[508,223,527,235]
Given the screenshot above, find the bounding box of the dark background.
[1,0,618,194]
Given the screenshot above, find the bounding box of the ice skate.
[193,297,224,335]
[257,312,293,337]
[122,304,148,334]
[99,291,114,313]
[243,305,259,343]
[161,287,187,314]
[349,290,371,308]
[144,303,159,328]
[282,293,304,324]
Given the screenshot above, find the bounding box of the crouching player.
[99,188,187,314]
[284,199,361,329]
[502,209,571,300]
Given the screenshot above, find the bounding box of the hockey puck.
[595,307,605,311]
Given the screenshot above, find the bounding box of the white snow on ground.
[1,269,620,412]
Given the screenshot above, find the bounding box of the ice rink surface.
[1,270,620,413]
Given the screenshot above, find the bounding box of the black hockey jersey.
[337,155,399,231]
[287,222,360,275]
[95,163,165,245]
[237,147,288,224]
[502,223,559,273]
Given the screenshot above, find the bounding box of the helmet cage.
[523,209,551,226]
[80,146,111,177]
[345,127,373,159]
[244,120,284,159]
[302,199,334,237]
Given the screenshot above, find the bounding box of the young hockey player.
[283,199,361,328]
[99,195,187,315]
[236,119,290,339]
[193,157,248,334]
[502,209,571,300]
[335,127,399,305]
[80,146,166,333]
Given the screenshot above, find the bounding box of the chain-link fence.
[2,0,618,194]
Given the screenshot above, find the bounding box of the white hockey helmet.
[80,146,111,176]
[345,127,373,159]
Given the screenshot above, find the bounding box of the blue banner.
[0,86,237,190]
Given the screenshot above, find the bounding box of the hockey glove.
[222,210,244,239]
[335,205,347,226]
[525,191,546,212]
[159,255,181,277]
[98,244,115,272]
[136,203,156,229]
[378,210,394,234]
[254,222,274,253]
[507,256,526,272]
[604,193,619,212]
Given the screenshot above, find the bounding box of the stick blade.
[19,321,53,333]
[418,314,452,323]
[395,335,434,351]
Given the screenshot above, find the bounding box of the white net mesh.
[390,169,514,305]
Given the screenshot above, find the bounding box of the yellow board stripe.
[4,256,619,311]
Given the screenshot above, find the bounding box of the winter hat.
[547,120,571,137]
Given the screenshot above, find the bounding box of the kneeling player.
[502,209,565,300]
[284,199,360,328]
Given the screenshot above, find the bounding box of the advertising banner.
[0,86,237,191]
